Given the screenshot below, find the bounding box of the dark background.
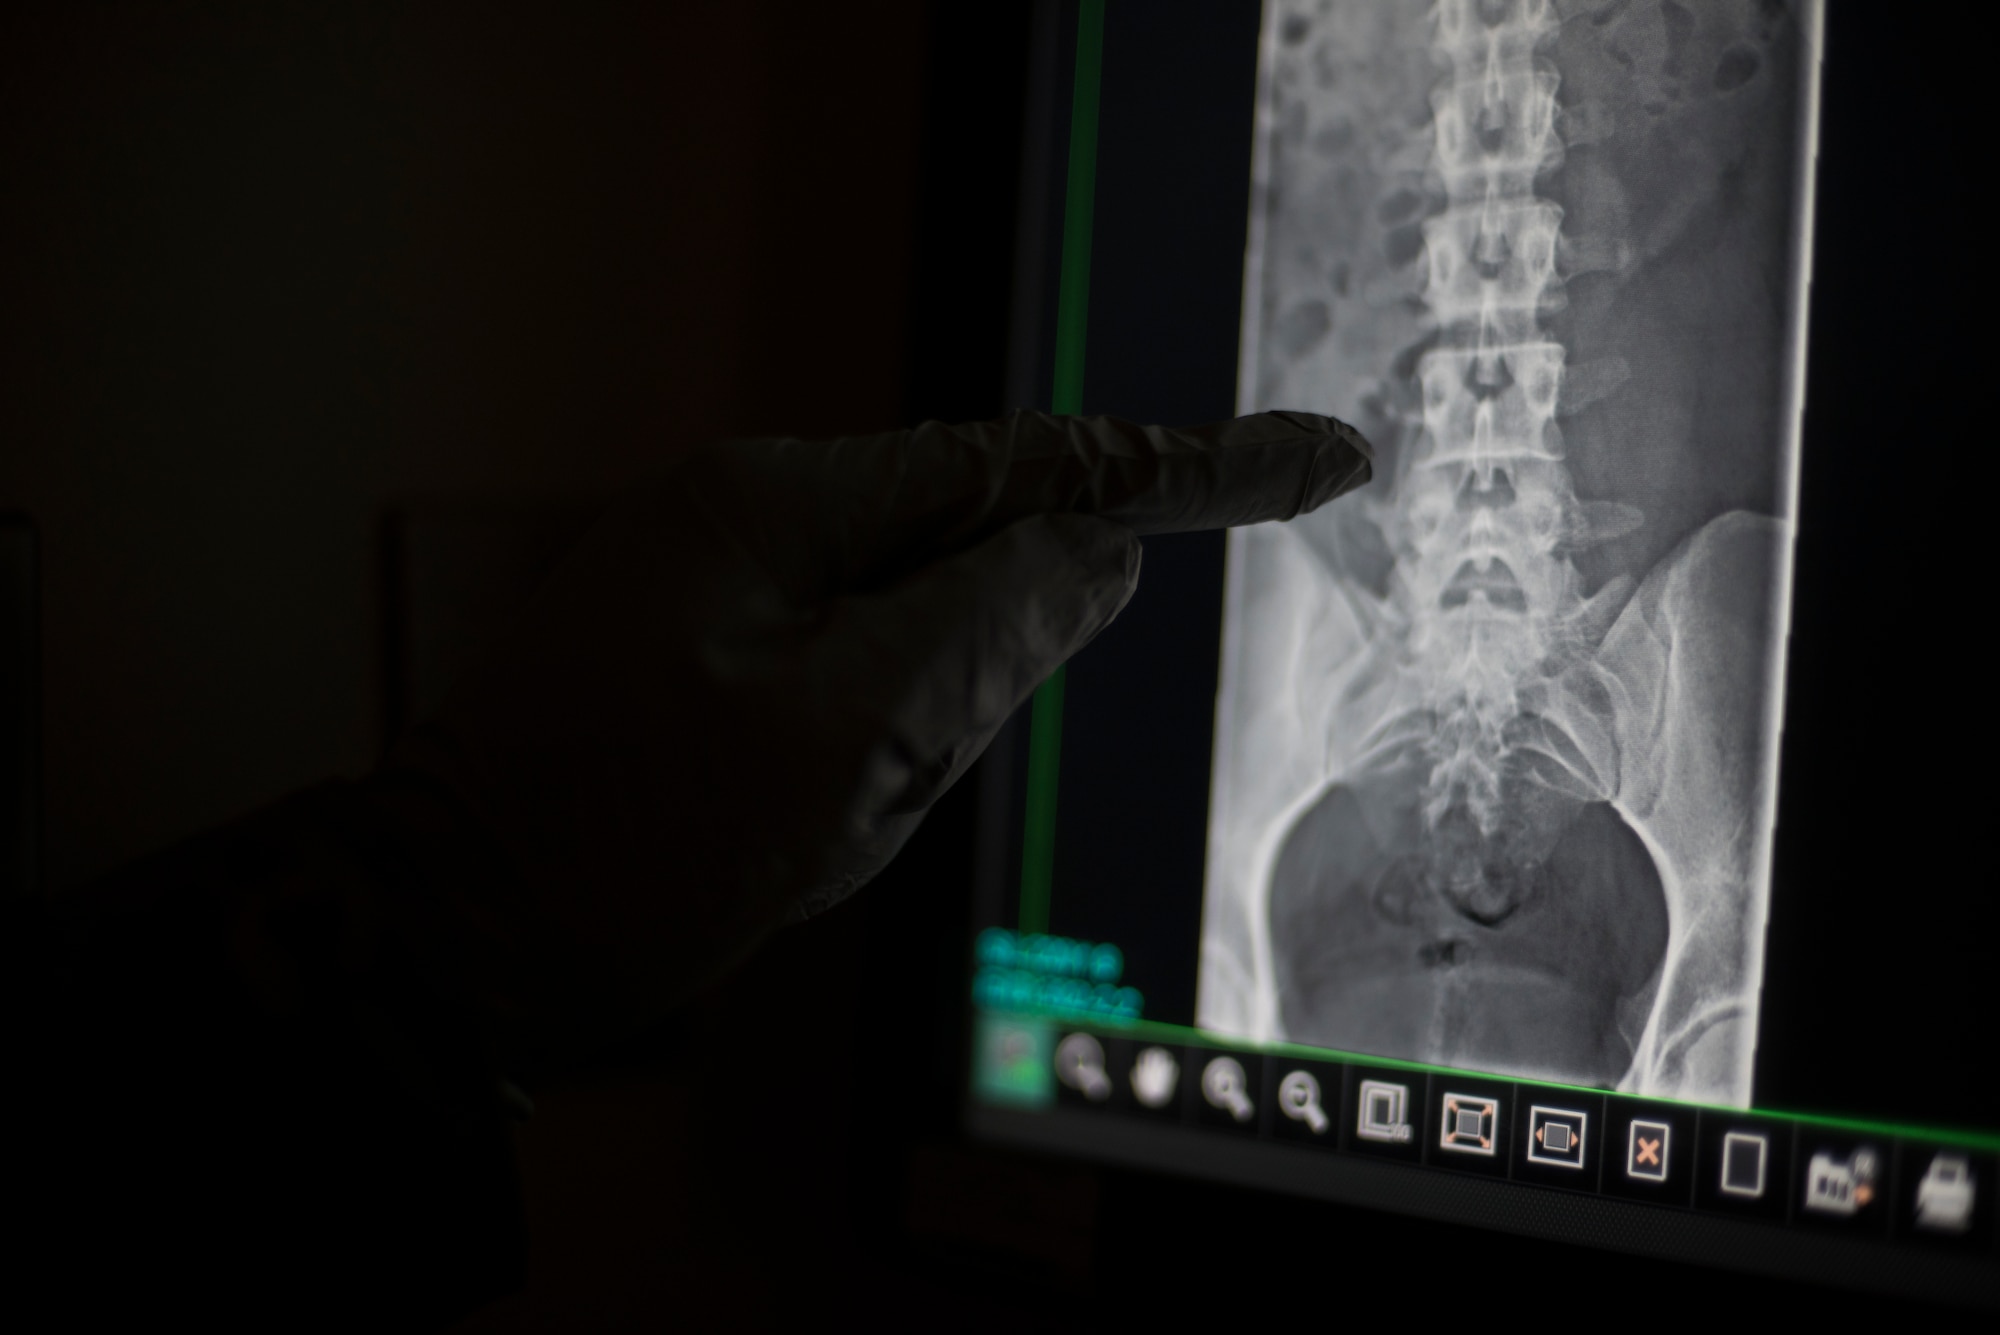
[0,1,1013,1325]
[0,0,1981,1326]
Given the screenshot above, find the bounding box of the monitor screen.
[962,0,1995,1306]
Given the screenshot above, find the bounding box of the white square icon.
[1720,1131,1769,1198]
[1526,1105,1588,1168]
[1626,1119,1671,1182]
[1356,1079,1413,1144]
[1438,1092,1499,1156]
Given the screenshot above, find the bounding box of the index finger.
[709,409,1374,596]
[960,410,1374,536]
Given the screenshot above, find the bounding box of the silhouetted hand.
[391,410,1371,1077]
[10,409,1369,1323]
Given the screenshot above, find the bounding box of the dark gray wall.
[0,0,928,890]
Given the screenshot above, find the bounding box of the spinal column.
[1390,0,1609,905]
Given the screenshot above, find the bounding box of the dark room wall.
[0,0,927,890]
[0,6,1056,1325]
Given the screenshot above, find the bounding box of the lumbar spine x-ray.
[1199,0,1820,1105]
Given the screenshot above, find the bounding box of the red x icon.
[1627,1119,1672,1181]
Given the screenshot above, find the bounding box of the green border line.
[1050,0,1104,418]
[995,1010,2000,1154]
[1018,0,1105,937]
[1016,665,1066,936]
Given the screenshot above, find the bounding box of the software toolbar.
[994,1020,1997,1256]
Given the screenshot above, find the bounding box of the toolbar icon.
[1439,1092,1499,1157]
[1130,1046,1179,1109]
[1804,1146,1880,1217]
[1914,1152,1976,1234]
[1526,1105,1588,1169]
[1202,1056,1256,1123]
[1626,1119,1671,1183]
[1054,1032,1111,1102]
[1356,1079,1413,1144]
[972,1016,1052,1108]
[1720,1131,1769,1199]
[1277,1070,1329,1135]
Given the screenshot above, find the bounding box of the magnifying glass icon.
[1278,1069,1329,1135]
[1055,1032,1112,1101]
[1201,1056,1256,1123]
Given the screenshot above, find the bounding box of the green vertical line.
[1017,664,1066,936]
[1019,0,1105,937]
[1049,0,1104,418]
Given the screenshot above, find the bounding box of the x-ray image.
[1198,0,1820,1105]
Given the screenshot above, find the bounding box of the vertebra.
[1381,0,1636,903]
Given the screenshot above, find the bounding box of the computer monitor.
[963,0,1994,1307]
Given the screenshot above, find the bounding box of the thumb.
[797,512,1138,910]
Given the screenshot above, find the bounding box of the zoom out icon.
[1277,1070,1329,1135]
[1202,1056,1256,1124]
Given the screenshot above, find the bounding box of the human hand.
[388,410,1370,1076]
